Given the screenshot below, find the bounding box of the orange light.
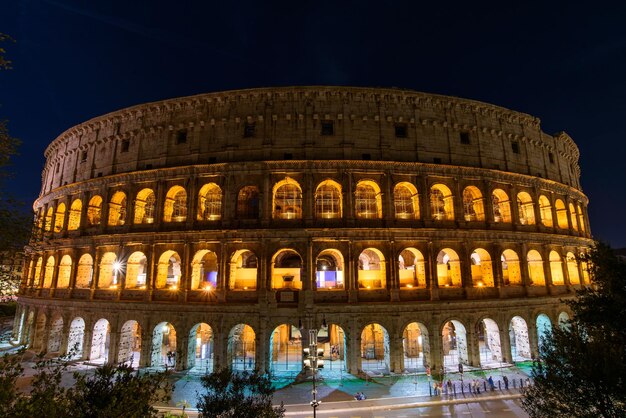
[406,284,413,288]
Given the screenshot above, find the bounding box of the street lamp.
[300,316,328,418]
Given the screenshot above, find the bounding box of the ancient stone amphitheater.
[15,87,592,376]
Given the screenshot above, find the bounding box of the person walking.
[503,375,509,390]
[488,376,495,391]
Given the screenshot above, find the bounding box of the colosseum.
[14,86,592,377]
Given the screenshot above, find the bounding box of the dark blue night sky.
[2,1,626,247]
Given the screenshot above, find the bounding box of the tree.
[196,366,285,418]
[522,242,626,417]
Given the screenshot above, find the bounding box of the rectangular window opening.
[81,151,88,162]
[548,152,555,164]
[394,123,408,138]
[512,141,520,154]
[243,122,256,138]
[433,157,442,164]
[176,130,188,144]
[361,153,371,160]
[121,139,130,153]
[283,153,293,160]
[460,132,470,144]
[321,121,334,136]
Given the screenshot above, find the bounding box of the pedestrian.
[471,380,476,394]
[503,375,509,389]
[447,379,452,394]
[488,376,494,391]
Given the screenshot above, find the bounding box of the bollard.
[513,379,516,389]
[461,383,464,395]
[498,380,501,390]
[483,381,487,392]
[520,378,524,388]
[453,384,456,395]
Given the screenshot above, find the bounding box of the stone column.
[256,320,268,373]
[82,320,93,361]
[389,330,404,373]
[427,241,438,300]
[176,332,189,371]
[528,321,539,359]
[466,326,480,367]
[107,330,119,365]
[499,324,512,364]
[427,322,443,372]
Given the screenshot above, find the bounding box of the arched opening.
[273,178,302,220]
[87,195,103,226]
[133,188,156,224]
[315,180,342,219]
[315,249,344,290]
[33,257,42,287]
[509,316,531,361]
[394,182,419,220]
[516,192,535,225]
[477,318,502,367]
[228,324,256,371]
[76,254,93,288]
[54,203,66,232]
[403,322,430,372]
[491,189,511,223]
[271,249,302,290]
[97,252,119,288]
[197,183,222,221]
[539,195,553,227]
[577,204,586,232]
[187,323,214,373]
[569,203,578,231]
[318,324,347,375]
[462,186,485,221]
[67,317,85,360]
[566,252,580,285]
[125,251,147,288]
[360,323,390,373]
[163,186,187,222]
[236,186,260,219]
[555,199,568,229]
[229,250,257,290]
[118,320,141,367]
[355,180,382,219]
[90,318,111,364]
[549,251,564,285]
[107,191,127,226]
[436,249,462,287]
[156,251,182,289]
[501,250,522,286]
[151,322,177,368]
[269,324,302,374]
[430,184,454,220]
[43,256,55,288]
[442,320,469,370]
[398,248,426,288]
[57,255,72,288]
[470,248,494,287]
[527,250,545,286]
[47,316,64,353]
[44,207,53,232]
[358,248,386,289]
[68,199,82,230]
[536,314,552,347]
[191,250,218,289]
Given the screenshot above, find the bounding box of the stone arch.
[54,202,66,232]
[462,185,485,221]
[187,323,214,372]
[75,253,93,288]
[107,191,127,226]
[229,250,258,290]
[398,248,426,288]
[315,249,345,290]
[68,199,82,230]
[477,318,502,366]
[197,183,222,221]
[47,315,64,353]
[163,185,187,222]
[56,255,72,288]
[436,248,462,287]
[536,313,552,344]
[269,323,302,374]
[155,250,182,289]
[527,250,546,286]
[272,177,302,220]
[271,249,303,290]
[501,249,522,286]
[470,248,494,287]
[430,183,454,220]
[360,323,390,373]
[133,188,156,224]
[90,318,111,363]
[549,251,565,285]
[517,192,535,225]
[43,256,55,288]
[67,317,85,359]
[191,250,218,290]
[227,324,256,371]
[151,322,177,368]
[87,195,103,226]
[357,248,386,289]
[555,199,568,229]
[315,179,342,219]
[394,182,419,220]
[32,311,47,351]
[566,252,580,285]
[118,320,141,367]
[236,186,260,219]
[402,322,430,371]
[125,251,147,288]
[509,316,531,361]
[441,319,469,369]
[355,180,383,219]
[538,195,553,227]
[569,203,579,231]
[33,257,43,287]
[98,252,118,288]
[491,189,512,223]
[319,323,347,374]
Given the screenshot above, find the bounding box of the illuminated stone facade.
[15,87,592,375]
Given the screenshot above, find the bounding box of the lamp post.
[300,316,327,418]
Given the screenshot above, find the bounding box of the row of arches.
[36,177,588,233]
[19,308,569,375]
[26,246,589,291]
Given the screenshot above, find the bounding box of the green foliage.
[0,349,25,417]
[196,366,285,418]
[522,242,626,418]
